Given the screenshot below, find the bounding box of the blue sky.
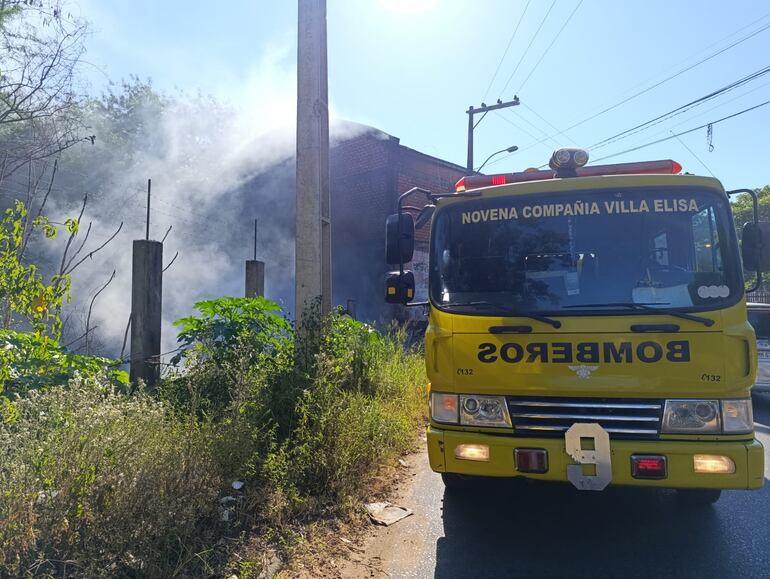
[75,0,770,191]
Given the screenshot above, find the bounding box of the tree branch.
[119,313,132,362]
[57,192,87,277]
[64,221,123,276]
[85,269,115,355]
[162,251,179,273]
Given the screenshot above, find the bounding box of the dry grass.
[0,312,428,578]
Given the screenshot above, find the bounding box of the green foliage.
[0,201,71,339]
[0,3,21,28]
[731,185,770,234]
[0,329,128,403]
[0,300,427,577]
[162,297,293,417]
[173,296,292,365]
[730,186,770,290]
[204,306,427,514]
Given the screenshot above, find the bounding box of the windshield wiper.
[451,301,562,328]
[563,302,714,327]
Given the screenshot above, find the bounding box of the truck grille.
[507,396,663,440]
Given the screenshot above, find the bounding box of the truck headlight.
[662,400,720,434]
[721,399,753,434]
[430,392,458,424]
[460,395,512,428]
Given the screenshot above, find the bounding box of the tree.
[0,1,89,180]
[730,186,770,236]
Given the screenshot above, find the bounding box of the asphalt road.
[368,393,770,579]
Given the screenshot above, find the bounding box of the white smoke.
[49,46,371,358]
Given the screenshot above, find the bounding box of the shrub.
[162,297,293,418]
[232,309,427,520]
[171,302,427,522]
[0,300,428,577]
[0,376,221,577]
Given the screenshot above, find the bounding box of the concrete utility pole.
[130,239,162,389]
[130,178,162,390]
[466,96,521,174]
[246,218,265,297]
[295,0,331,321]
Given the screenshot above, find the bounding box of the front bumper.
[428,426,764,490]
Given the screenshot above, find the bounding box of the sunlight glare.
[379,0,439,14]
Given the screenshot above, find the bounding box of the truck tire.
[676,489,722,506]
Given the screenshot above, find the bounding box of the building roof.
[332,119,467,174]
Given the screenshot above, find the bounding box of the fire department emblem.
[568,365,598,379]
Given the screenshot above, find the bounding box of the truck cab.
[385,148,769,504]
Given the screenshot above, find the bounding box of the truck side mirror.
[741,222,770,272]
[385,270,415,304]
[415,205,435,229]
[386,213,414,264]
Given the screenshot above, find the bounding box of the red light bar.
[454,159,683,192]
[490,175,507,185]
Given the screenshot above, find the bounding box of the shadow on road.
[433,393,770,579]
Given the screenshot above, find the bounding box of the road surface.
[349,393,770,578]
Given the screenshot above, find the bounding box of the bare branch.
[85,269,115,355]
[63,220,92,271]
[60,308,74,335]
[57,192,87,277]
[162,251,179,273]
[19,157,57,259]
[119,313,132,362]
[161,225,172,244]
[64,221,123,275]
[62,324,100,351]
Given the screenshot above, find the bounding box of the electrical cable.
[523,103,581,146]
[482,0,532,102]
[589,98,770,163]
[516,0,584,94]
[647,78,770,136]
[669,131,716,178]
[588,64,770,151]
[507,16,770,158]
[498,0,558,97]
[494,111,545,143]
[502,108,561,146]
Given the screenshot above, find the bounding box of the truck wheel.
[441,473,477,492]
[676,489,722,506]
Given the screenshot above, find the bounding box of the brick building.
[329,123,467,324]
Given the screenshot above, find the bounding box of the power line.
[494,111,549,145]
[568,21,770,132]
[498,0,558,98]
[482,0,532,101]
[590,98,770,163]
[647,78,770,136]
[523,103,581,146]
[516,0,584,94]
[588,63,770,151]
[670,131,715,178]
[513,17,770,155]
[503,108,561,146]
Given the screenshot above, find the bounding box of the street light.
[476,145,519,173]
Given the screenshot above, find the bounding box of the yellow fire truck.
[385,148,768,504]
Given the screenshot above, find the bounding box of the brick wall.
[329,128,466,324]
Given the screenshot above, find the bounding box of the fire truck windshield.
[430,187,742,315]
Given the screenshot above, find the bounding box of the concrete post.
[245,260,265,298]
[296,0,331,321]
[130,239,162,389]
